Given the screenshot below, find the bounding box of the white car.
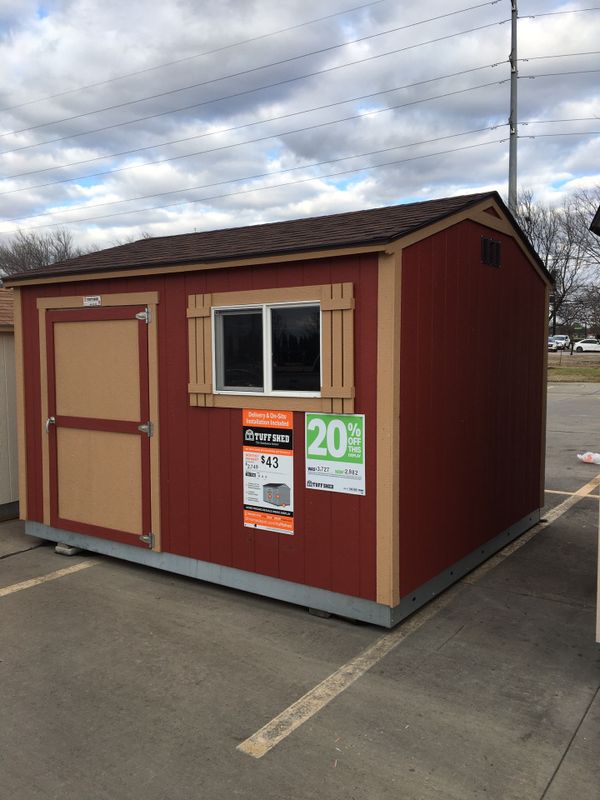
[553,334,570,350]
[573,338,600,352]
[548,338,559,351]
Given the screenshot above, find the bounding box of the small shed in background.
[7,192,551,626]
[0,287,18,520]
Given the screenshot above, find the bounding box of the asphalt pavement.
[1,383,599,800]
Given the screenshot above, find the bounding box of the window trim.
[212,300,322,398]
[187,283,355,413]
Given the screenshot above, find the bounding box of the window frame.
[187,282,355,413]
[212,300,322,398]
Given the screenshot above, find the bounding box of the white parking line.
[0,560,97,598]
[545,489,600,499]
[238,471,600,759]
[543,473,600,526]
[237,587,460,759]
[463,472,600,585]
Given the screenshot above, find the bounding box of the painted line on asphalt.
[237,584,461,759]
[546,489,600,499]
[543,472,600,526]
[0,560,97,598]
[463,471,600,583]
[238,471,600,759]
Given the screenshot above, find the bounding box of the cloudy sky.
[0,0,598,249]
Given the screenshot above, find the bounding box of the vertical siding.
[0,332,18,504]
[22,288,43,521]
[20,253,378,601]
[398,220,547,596]
[174,255,378,600]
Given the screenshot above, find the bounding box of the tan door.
[46,305,152,548]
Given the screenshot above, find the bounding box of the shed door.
[46,305,151,548]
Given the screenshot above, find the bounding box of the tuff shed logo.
[242,426,293,450]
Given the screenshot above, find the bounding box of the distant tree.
[514,189,600,325]
[0,228,89,277]
[112,230,153,246]
[572,186,600,266]
[568,285,600,337]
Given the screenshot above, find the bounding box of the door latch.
[137,421,154,437]
[139,533,154,548]
[135,307,151,324]
[45,416,56,433]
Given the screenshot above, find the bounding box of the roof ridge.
[6,191,504,283]
[146,191,493,242]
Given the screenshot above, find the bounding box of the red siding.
[21,254,378,601]
[398,220,546,595]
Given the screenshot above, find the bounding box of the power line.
[520,69,600,79]
[0,18,507,156]
[3,82,507,221]
[1,138,506,234]
[520,118,600,125]
[2,78,508,222]
[0,64,505,195]
[5,11,460,140]
[2,59,505,176]
[0,1,500,114]
[2,14,507,141]
[2,47,591,185]
[8,120,596,233]
[4,126,503,222]
[520,7,600,19]
[0,0,391,113]
[518,131,600,138]
[519,51,600,61]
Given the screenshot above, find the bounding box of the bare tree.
[572,186,600,265]
[567,285,600,337]
[514,189,600,327]
[0,228,89,277]
[110,230,153,246]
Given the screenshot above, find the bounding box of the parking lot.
[1,383,599,800]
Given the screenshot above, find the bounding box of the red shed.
[7,192,550,626]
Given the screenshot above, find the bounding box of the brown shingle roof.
[7,191,542,282]
[0,288,14,326]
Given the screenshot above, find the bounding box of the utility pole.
[508,0,518,213]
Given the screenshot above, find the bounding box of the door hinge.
[137,421,154,437]
[135,306,151,324]
[139,532,154,549]
[45,416,56,433]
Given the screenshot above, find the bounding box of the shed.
[7,191,551,627]
[0,287,19,520]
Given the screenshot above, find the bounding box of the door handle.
[45,416,56,433]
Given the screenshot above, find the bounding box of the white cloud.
[0,0,599,247]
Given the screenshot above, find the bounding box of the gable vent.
[481,237,501,268]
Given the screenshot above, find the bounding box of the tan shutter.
[186,294,213,406]
[320,283,355,413]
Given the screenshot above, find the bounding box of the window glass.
[271,305,320,391]
[217,310,263,390]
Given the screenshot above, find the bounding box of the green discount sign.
[305,413,365,495]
